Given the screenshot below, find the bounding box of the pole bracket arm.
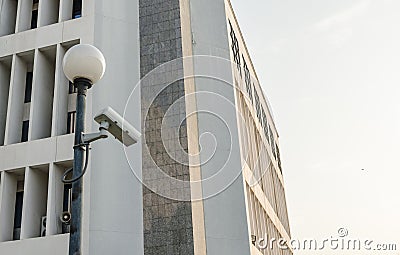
[81,121,110,144]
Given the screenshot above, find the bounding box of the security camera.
[60,211,71,225]
[93,107,141,147]
[81,107,140,146]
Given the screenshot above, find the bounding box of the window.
[63,184,72,212]
[261,108,270,144]
[68,81,77,94]
[31,0,39,29]
[269,126,276,159]
[243,57,253,102]
[24,72,33,103]
[229,21,241,75]
[62,184,72,233]
[13,190,24,240]
[276,145,282,172]
[254,90,262,124]
[67,111,76,134]
[21,120,29,142]
[72,0,82,19]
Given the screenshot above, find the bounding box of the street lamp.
[62,44,106,255]
[62,44,140,255]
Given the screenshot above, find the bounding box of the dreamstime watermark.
[254,228,397,251]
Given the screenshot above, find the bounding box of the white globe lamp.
[63,44,106,84]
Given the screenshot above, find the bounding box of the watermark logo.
[254,228,397,252]
[338,227,349,238]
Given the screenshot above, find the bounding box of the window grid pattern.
[228,19,280,167]
[0,0,85,246]
[271,170,290,234]
[254,90,262,124]
[0,38,79,243]
[0,0,83,37]
[229,21,241,76]
[237,91,291,237]
[261,107,270,145]
[0,40,79,146]
[243,57,253,103]
[0,163,73,242]
[229,18,289,239]
[228,18,283,172]
[246,184,292,255]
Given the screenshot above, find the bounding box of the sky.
[230,0,400,254]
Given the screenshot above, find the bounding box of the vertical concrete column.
[59,0,73,22]
[38,0,60,27]
[5,55,27,145]
[51,44,69,136]
[46,164,65,235]
[0,171,18,242]
[0,57,12,145]
[29,48,56,140]
[16,0,33,33]
[243,185,254,242]
[0,0,18,36]
[20,166,49,239]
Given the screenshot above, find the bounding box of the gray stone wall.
[139,0,194,254]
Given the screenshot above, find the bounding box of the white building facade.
[0,0,292,254]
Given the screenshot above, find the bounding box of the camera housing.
[94,107,140,147]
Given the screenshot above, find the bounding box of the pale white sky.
[230,0,400,254]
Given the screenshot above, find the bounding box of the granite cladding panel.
[139,0,195,254]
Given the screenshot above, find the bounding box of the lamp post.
[62,44,106,255]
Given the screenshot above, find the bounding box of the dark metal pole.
[69,78,91,255]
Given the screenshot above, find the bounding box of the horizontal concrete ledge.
[0,233,69,254]
[0,134,74,171]
[0,17,93,58]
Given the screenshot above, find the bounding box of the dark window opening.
[243,58,253,103]
[21,120,29,142]
[72,0,82,19]
[13,191,24,240]
[269,126,276,158]
[276,145,282,172]
[229,21,241,76]
[261,108,270,144]
[62,184,72,233]
[40,216,46,237]
[67,111,76,134]
[31,0,39,29]
[24,72,33,103]
[68,81,77,94]
[63,184,72,212]
[254,90,262,123]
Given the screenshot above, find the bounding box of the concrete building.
[0,0,292,255]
